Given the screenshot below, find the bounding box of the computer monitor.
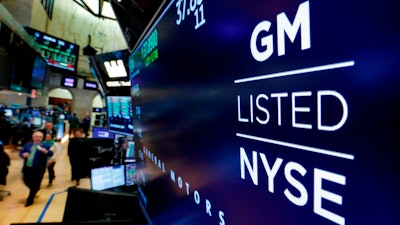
[125,163,137,186]
[106,96,134,135]
[92,126,115,139]
[63,187,147,223]
[60,76,77,88]
[125,141,135,163]
[31,117,42,127]
[90,165,125,191]
[30,109,41,117]
[3,109,13,117]
[83,80,98,90]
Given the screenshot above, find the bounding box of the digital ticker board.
[129,0,400,224]
[25,26,79,73]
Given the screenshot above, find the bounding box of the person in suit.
[39,121,57,137]
[0,140,10,201]
[68,113,80,136]
[0,140,10,186]
[67,129,86,185]
[19,131,53,207]
[0,112,11,145]
[21,117,34,146]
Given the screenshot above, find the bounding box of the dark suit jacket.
[19,142,53,172]
[0,144,10,185]
[39,128,57,137]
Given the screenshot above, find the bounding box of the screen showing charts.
[125,163,137,186]
[125,141,135,162]
[90,165,125,191]
[106,96,134,135]
[24,26,79,73]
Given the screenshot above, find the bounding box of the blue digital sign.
[129,0,400,224]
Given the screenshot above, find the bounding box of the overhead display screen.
[129,0,400,225]
[106,96,134,135]
[90,165,125,191]
[90,49,131,96]
[83,80,99,90]
[24,26,79,73]
[60,76,77,88]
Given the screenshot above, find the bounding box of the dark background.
[129,0,400,224]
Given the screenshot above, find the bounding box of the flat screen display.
[30,55,47,90]
[83,80,98,90]
[106,96,134,135]
[31,117,42,127]
[92,126,115,139]
[9,36,38,94]
[24,26,79,73]
[125,163,137,186]
[3,109,13,117]
[61,76,77,88]
[126,141,135,158]
[90,165,125,191]
[129,0,400,225]
[0,49,12,90]
[30,109,41,117]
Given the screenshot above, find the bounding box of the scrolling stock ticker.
[236,2,351,225]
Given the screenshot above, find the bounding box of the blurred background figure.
[0,140,10,188]
[39,121,57,137]
[68,113,80,137]
[13,117,33,146]
[0,112,11,145]
[43,133,61,187]
[81,113,91,138]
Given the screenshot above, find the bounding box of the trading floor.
[0,139,91,225]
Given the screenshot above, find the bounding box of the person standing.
[0,140,10,187]
[39,121,57,137]
[19,131,52,207]
[81,113,91,138]
[13,117,33,146]
[21,117,33,146]
[43,133,61,186]
[68,113,80,136]
[67,129,87,185]
[0,112,11,145]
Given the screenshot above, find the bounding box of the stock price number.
[176,0,206,30]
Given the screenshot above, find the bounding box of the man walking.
[19,131,53,207]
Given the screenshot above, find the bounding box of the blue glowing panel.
[130,1,400,225]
